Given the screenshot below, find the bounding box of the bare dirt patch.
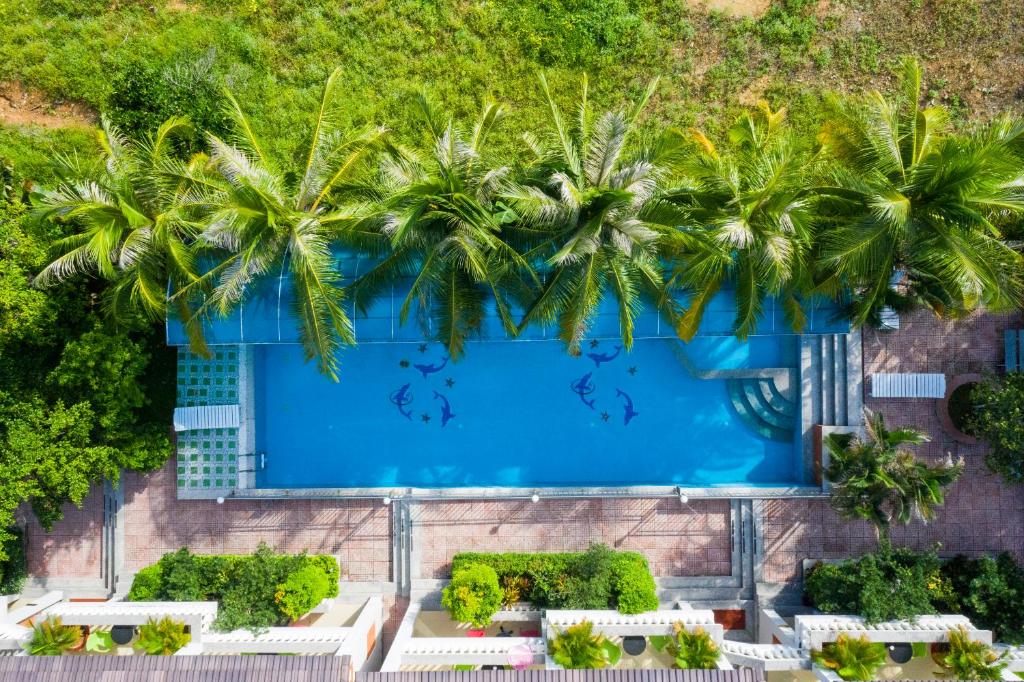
[685,0,771,19]
[0,82,95,129]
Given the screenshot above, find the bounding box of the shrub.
[275,564,330,621]
[938,626,1008,681]
[611,553,659,614]
[811,634,887,681]
[26,616,81,655]
[548,621,610,670]
[135,617,191,655]
[0,527,27,595]
[500,575,532,606]
[941,554,1024,644]
[126,564,165,602]
[306,555,340,598]
[106,51,228,148]
[450,544,657,614]
[441,564,503,627]
[971,373,1024,483]
[669,624,720,670]
[804,544,940,622]
[125,545,341,633]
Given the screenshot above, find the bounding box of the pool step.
[799,331,864,478]
[726,377,797,443]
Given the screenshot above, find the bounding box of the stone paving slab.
[413,497,733,579]
[21,486,104,580]
[121,464,392,581]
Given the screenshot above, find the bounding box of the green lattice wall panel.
[175,427,239,490]
[176,348,240,407]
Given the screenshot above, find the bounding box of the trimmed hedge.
[441,564,503,626]
[126,544,339,632]
[451,544,658,614]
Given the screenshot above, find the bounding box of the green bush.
[275,564,330,621]
[804,544,940,623]
[125,545,339,632]
[0,527,27,595]
[126,564,165,601]
[450,544,658,614]
[971,373,1024,484]
[940,554,1024,645]
[106,52,228,148]
[441,564,503,627]
[669,624,721,670]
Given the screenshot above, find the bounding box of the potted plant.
[26,616,84,655]
[811,633,887,681]
[134,617,191,655]
[548,621,618,670]
[936,626,1008,681]
[668,623,720,669]
[441,564,503,627]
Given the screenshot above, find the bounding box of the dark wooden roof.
[362,670,763,682]
[0,655,350,681]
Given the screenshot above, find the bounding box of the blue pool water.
[254,335,803,489]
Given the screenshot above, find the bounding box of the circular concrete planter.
[938,373,982,445]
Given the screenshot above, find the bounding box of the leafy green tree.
[811,634,887,681]
[351,97,536,358]
[939,626,1008,681]
[969,373,1024,483]
[441,563,503,627]
[135,617,191,655]
[824,410,963,538]
[669,624,721,669]
[816,58,1024,326]
[548,620,611,670]
[505,74,682,353]
[663,102,816,339]
[194,68,384,379]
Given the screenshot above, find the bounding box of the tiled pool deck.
[22,309,1024,644]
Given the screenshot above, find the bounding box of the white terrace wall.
[794,614,992,650]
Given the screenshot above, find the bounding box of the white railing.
[795,614,990,650]
[47,601,218,635]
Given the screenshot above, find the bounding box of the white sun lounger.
[870,373,946,398]
[173,404,240,431]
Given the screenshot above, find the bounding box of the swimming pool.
[253,334,805,489]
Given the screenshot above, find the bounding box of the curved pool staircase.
[726,377,797,442]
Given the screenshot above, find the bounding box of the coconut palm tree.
[349,96,537,359]
[811,634,887,681]
[504,74,686,353]
[548,621,611,670]
[32,116,213,348]
[661,102,817,339]
[190,68,384,380]
[824,409,964,538]
[816,57,1024,327]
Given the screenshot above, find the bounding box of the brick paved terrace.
[21,486,104,581]
[761,309,1024,585]
[414,498,733,579]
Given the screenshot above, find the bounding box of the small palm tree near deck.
[811,634,887,681]
[193,68,384,379]
[506,74,683,353]
[816,57,1024,327]
[824,410,964,539]
[26,616,82,655]
[669,624,721,669]
[548,621,611,670]
[663,102,817,340]
[938,626,1008,681]
[351,96,536,359]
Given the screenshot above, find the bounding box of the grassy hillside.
[1,0,1022,169]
